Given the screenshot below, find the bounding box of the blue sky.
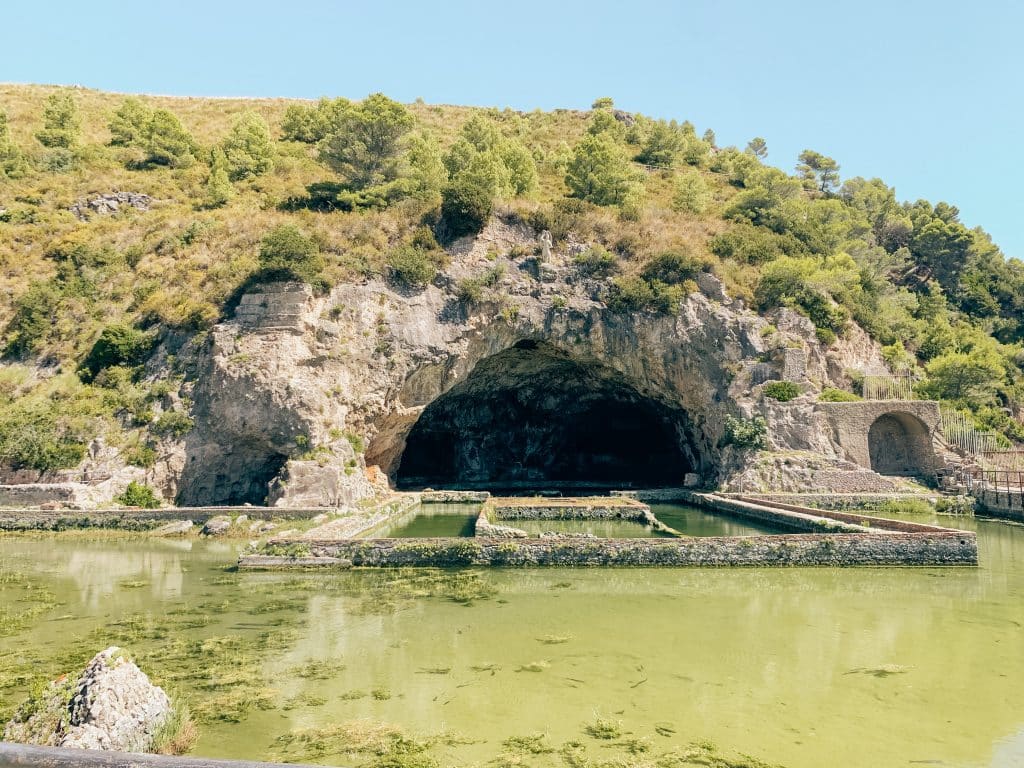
[3,1,1021,258]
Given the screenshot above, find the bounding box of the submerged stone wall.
[244,532,977,567]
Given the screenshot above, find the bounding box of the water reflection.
[0,508,1022,768]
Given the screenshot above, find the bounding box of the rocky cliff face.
[138,218,889,506]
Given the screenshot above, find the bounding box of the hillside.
[0,83,1021,499]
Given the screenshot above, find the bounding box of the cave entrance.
[395,341,697,491]
[868,412,935,477]
[177,446,287,506]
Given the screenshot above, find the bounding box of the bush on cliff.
[762,380,801,402]
[440,179,493,240]
[79,325,157,383]
[116,481,161,508]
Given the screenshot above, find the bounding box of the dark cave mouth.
[395,342,698,491]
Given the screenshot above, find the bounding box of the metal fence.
[862,374,918,401]
[958,468,1024,511]
[939,406,1005,456]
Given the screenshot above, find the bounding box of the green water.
[379,506,478,537]
[650,502,787,536]
[1,507,1023,767]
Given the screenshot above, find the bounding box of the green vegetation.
[819,387,861,402]
[35,91,79,149]
[878,498,935,516]
[440,179,493,240]
[221,111,274,180]
[116,481,161,508]
[574,246,620,278]
[722,415,768,450]
[0,82,1021,461]
[79,324,156,382]
[762,381,801,402]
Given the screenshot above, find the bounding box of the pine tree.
[746,137,768,158]
[35,91,80,148]
[0,111,28,179]
[222,111,274,180]
[109,98,153,146]
[145,109,197,168]
[206,147,234,207]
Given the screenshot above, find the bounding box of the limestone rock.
[152,520,192,536]
[4,647,171,753]
[201,516,231,536]
[69,192,152,221]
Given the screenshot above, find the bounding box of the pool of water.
[1,505,1023,767]
[650,502,787,536]
[376,505,479,537]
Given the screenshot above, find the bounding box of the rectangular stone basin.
[376,506,479,538]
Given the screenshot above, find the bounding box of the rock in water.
[201,515,232,535]
[153,520,193,536]
[4,647,173,753]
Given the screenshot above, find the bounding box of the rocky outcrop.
[69,192,152,221]
[4,648,172,753]
[5,217,907,507]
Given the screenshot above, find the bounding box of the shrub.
[762,380,801,401]
[151,411,195,439]
[815,327,837,346]
[440,179,493,241]
[573,246,620,278]
[256,225,325,286]
[722,415,767,450]
[672,171,710,214]
[387,244,445,288]
[605,275,683,315]
[79,325,156,382]
[641,249,703,285]
[124,443,158,468]
[455,265,504,305]
[0,399,87,472]
[40,148,76,173]
[819,387,861,402]
[4,282,63,357]
[116,481,161,509]
[709,225,785,265]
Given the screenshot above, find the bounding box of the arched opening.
[395,341,699,491]
[868,412,935,476]
[177,444,288,506]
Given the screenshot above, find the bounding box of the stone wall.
[0,506,332,531]
[488,499,652,522]
[975,490,1024,522]
[816,400,942,476]
[244,532,976,567]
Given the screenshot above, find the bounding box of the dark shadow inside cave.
[396,341,698,490]
[177,445,288,506]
